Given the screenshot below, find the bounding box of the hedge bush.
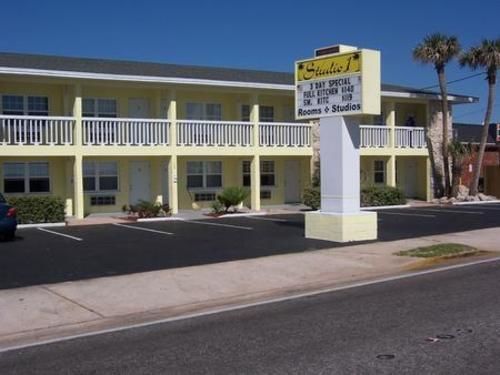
[302,185,406,210]
[123,200,171,218]
[361,186,406,207]
[7,196,65,224]
[303,187,321,210]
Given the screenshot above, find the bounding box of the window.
[83,161,118,192]
[260,190,272,199]
[3,162,50,193]
[242,160,275,187]
[186,103,222,121]
[83,98,117,117]
[1,95,48,116]
[241,105,251,121]
[259,106,274,122]
[194,193,217,202]
[186,161,222,189]
[374,160,385,184]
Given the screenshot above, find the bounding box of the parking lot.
[1,203,500,290]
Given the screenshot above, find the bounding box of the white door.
[285,160,301,203]
[128,98,150,118]
[129,161,151,204]
[405,160,417,198]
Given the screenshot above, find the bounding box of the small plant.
[210,200,224,215]
[303,187,320,210]
[123,201,170,218]
[216,186,250,213]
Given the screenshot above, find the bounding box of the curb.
[452,200,500,205]
[361,204,410,210]
[137,217,185,222]
[17,222,66,229]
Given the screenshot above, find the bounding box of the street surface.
[1,259,499,374]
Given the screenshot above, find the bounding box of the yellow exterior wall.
[395,156,428,199]
[395,102,427,126]
[177,156,310,210]
[360,156,390,186]
[0,81,65,115]
[81,156,166,215]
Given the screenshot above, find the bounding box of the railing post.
[251,95,259,148]
[168,91,177,148]
[167,90,178,214]
[250,94,261,211]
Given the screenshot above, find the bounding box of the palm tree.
[449,139,472,198]
[459,39,500,196]
[413,33,461,197]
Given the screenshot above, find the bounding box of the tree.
[413,33,461,197]
[448,139,472,198]
[459,39,500,196]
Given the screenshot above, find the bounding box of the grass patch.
[396,243,478,258]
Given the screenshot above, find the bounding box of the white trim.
[0,67,476,103]
[17,222,66,229]
[1,256,498,354]
[361,204,411,210]
[452,200,500,205]
[0,67,293,91]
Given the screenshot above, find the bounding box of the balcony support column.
[168,155,179,215]
[250,94,259,148]
[73,154,85,219]
[73,84,83,147]
[387,155,397,187]
[386,101,396,148]
[251,154,261,211]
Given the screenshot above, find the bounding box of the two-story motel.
[0,52,477,219]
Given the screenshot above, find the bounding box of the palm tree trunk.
[470,75,496,195]
[437,68,451,196]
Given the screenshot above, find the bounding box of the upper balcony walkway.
[0,115,427,156]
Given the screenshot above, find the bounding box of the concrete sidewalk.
[1,227,499,350]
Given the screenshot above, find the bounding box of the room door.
[129,161,151,204]
[284,160,301,203]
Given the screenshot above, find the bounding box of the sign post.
[296,45,380,242]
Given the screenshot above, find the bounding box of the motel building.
[0,52,477,219]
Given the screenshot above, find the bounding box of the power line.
[453,102,500,120]
[419,72,486,90]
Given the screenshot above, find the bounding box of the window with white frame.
[374,160,386,184]
[83,161,119,192]
[242,160,275,187]
[83,98,117,118]
[241,104,251,122]
[187,161,222,189]
[1,95,49,116]
[259,106,274,122]
[186,103,222,121]
[3,162,50,193]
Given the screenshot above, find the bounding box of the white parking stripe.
[246,216,288,223]
[184,220,253,230]
[378,211,436,218]
[37,227,83,241]
[112,223,174,235]
[407,208,484,215]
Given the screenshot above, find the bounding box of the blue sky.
[1,0,498,123]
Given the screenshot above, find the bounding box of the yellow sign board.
[295,48,380,119]
[296,52,361,82]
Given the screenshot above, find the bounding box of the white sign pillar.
[296,45,380,243]
[320,116,360,213]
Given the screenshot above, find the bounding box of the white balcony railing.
[177,120,253,147]
[395,126,426,148]
[259,122,311,147]
[0,115,74,146]
[360,125,390,148]
[83,118,170,146]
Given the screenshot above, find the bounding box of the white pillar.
[251,154,261,211]
[305,115,377,242]
[168,155,178,214]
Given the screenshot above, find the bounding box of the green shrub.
[217,186,250,212]
[361,186,406,207]
[303,187,320,210]
[210,200,224,215]
[124,201,170,218]
[7,196,65,224]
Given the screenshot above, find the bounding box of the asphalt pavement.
[1,203,500,289]
[1,257,499,374]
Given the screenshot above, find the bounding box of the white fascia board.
[0,67,293,91]
[0,66,478,103]
[381,90,477,104]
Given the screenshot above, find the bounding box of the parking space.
[1,203,499,290]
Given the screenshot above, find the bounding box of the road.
[1,259,499,374]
